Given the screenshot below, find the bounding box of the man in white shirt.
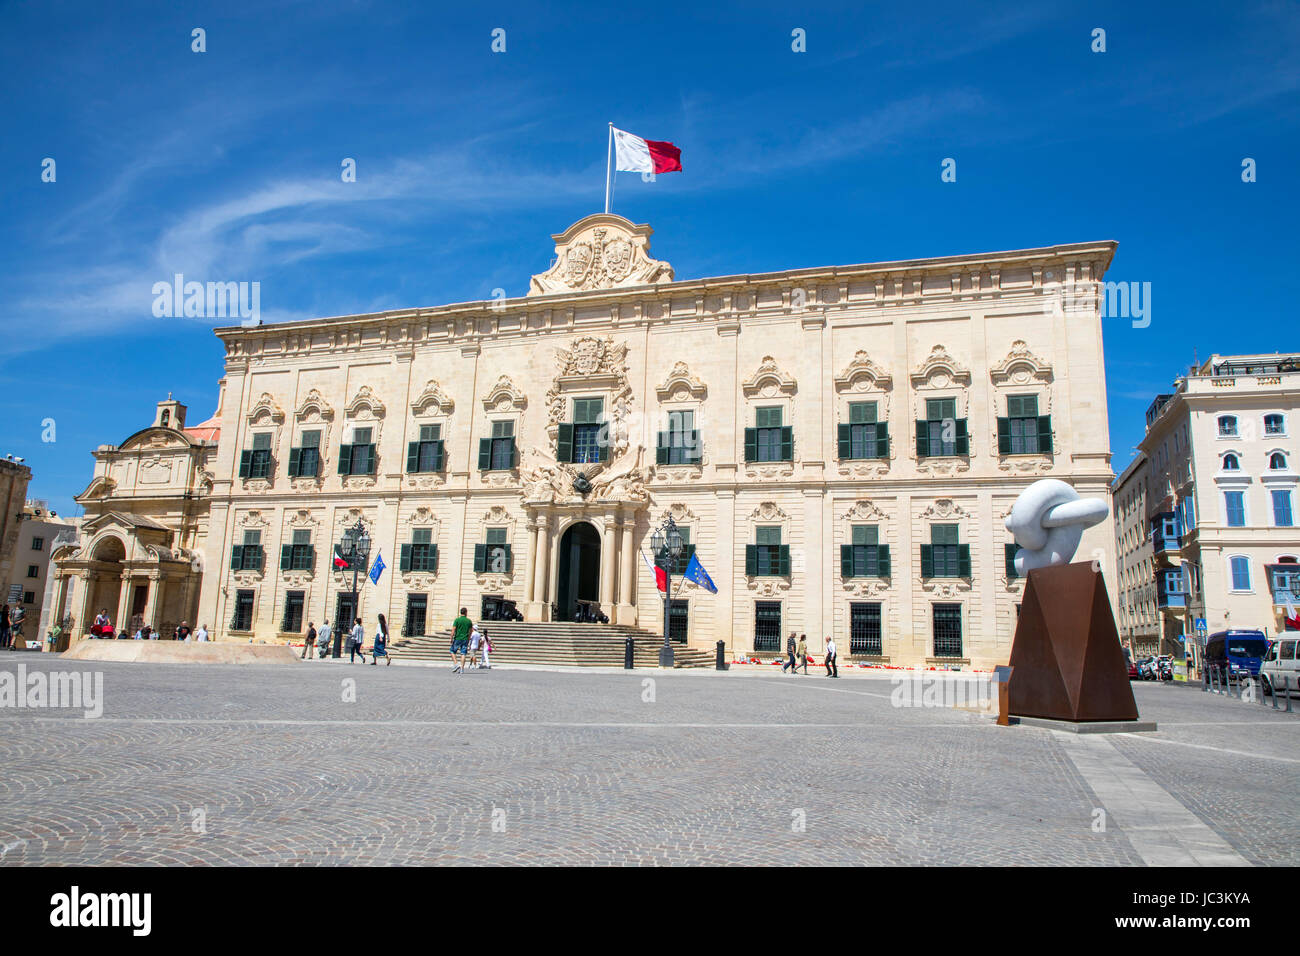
[824,635,838,678]
[316,619,332,659]
[468,625,482,668]
[349,618,366,664]
[194,624,209,642]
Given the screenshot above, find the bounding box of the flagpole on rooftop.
[605,123,614,214]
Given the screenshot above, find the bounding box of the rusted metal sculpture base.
[1007,562,1139,723]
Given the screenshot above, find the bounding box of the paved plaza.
[0,657,1295,866]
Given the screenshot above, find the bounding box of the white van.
[1260,636,1300,697]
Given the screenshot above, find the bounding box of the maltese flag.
[1283,589,1300,630]
[640,548,668,593]
[613,127,682,174]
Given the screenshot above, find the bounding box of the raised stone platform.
[61,640,300,665]
[1009,715,1158,734]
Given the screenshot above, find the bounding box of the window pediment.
[742,356,797,398]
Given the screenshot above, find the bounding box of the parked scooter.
[1157,656,1173,681]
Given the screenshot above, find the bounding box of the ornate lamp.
[650,516,684,667]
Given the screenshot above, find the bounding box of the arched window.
[1264,413,1285,435]
[1229,556,1251,591]
[1270,452,1287,470]
[1222,453,1240,470]
[1218,415,1237,437]
[160,409,170,427]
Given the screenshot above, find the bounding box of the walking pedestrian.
[316,619,331,659]
[194,623,209,642]
[468,624,482,669]
[824,635,838,678]
[349,617,366,663]
[797,634,809,675]
[781,632,797,674]
[302,621,316,659]
[8,604,25,648]
[449,607,472,673]
[370,614,389,666]
[175,620,192,642]
[479,627,492,670]
[0,604,10,650]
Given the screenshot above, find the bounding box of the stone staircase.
[390,621,717,668]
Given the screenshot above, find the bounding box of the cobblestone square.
[0,659,1295,866]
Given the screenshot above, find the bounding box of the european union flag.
[683,552,717,594]
[369,551,385,585]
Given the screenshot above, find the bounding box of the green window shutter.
[598,435,610,463]
[556,423,574,463]
[997,417,1011,454]
[837,423,852,460]
[745,544,757,576]
[407,441,420,472]
[478,438,492,471]
[878,544,891,578]
[434,440,445,472]
[287,447,301,477]
[656,439,669,465]
[779,426,794,462]
[473,544,487,573]
[506,437,517,468]
[777,545,791,576]
[502,544,513,573]
[955,419,970,455]
[238,450,252,478]
[429,544,438,573]
[920,544,934,578]
[337,445,351,474]
[876,422,890,459]
[1005,542,1019,578]
[841,544,853,578]
[689,430,702,464]
[958,543,972,577]
[915,420,927,458]
[1038,415,1053,453]
[280,544,292,571]
[365,445,377,475]
[305,545,315,570]
[743,427,757,462]
[400,544,412,573]
[230,545,243,571]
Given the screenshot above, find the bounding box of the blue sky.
[2,0,1297,517]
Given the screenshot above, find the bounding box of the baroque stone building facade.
[172,214,1119,669]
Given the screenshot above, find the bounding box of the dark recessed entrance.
[555,522,601,622]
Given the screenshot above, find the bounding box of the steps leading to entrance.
[390,621,716,668]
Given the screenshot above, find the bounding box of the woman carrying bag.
[370,613,390,666]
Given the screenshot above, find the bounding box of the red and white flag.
[333,545,350,570]
[613,127,682,174]
[1283,590,1300,630]
[640,548,668,593]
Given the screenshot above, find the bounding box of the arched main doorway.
[555,522,601,621]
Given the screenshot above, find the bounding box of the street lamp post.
[331,519,371,658]
[650,515,684,668]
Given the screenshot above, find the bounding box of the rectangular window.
[1230,559,1250,591]
[482,420,516,471]
[919,397,968,457]
[753,406,791,462]
[474,527,512,573]
[932,603,963,658]
[754,601,782,652]
[401,527,438,573]
[567,398,605,465]
[922,524,969,578]
[281,591,305,633]
[657,409,701,466]
[1273,490,1293,527]
[290,429,321,478]
[839,401,888,460]
[231,530,264,572]
[1265,414,1284,435]
[841,525,889,578]
[850,602,882,656]
[1225,491,1246,527]
[31,536,43,551]
[231,590,255,631]
[747,526,789,577]
[26,565,39,578]
[339,427,375,476]
[404,594,428,637]
[408,423,445,474]
[669,526,695,575]
[240,431,275,479]
[668,599,688,643]
[1006,394,1042,454]
[283,528,314,571]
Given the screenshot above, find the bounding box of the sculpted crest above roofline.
[529,214,673,296]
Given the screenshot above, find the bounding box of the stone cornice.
[214,239,1119,357]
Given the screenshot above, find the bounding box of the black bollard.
[715,640,728,671]
[624,637,634,670]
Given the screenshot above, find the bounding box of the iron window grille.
[850,602,883,655]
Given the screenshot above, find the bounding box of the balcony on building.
[1150,512,1181,558]
[1144,394,1173,430]
[1266,563,1300,608]
[1155,567,1187,611]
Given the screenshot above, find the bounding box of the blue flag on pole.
[683,552,717,594]
[369,551,385,585]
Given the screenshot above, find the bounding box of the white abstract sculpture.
[1005,479,1108,574]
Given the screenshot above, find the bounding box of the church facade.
[70,214,1122,669]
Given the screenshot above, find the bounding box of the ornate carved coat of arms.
[530,214,673,295]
